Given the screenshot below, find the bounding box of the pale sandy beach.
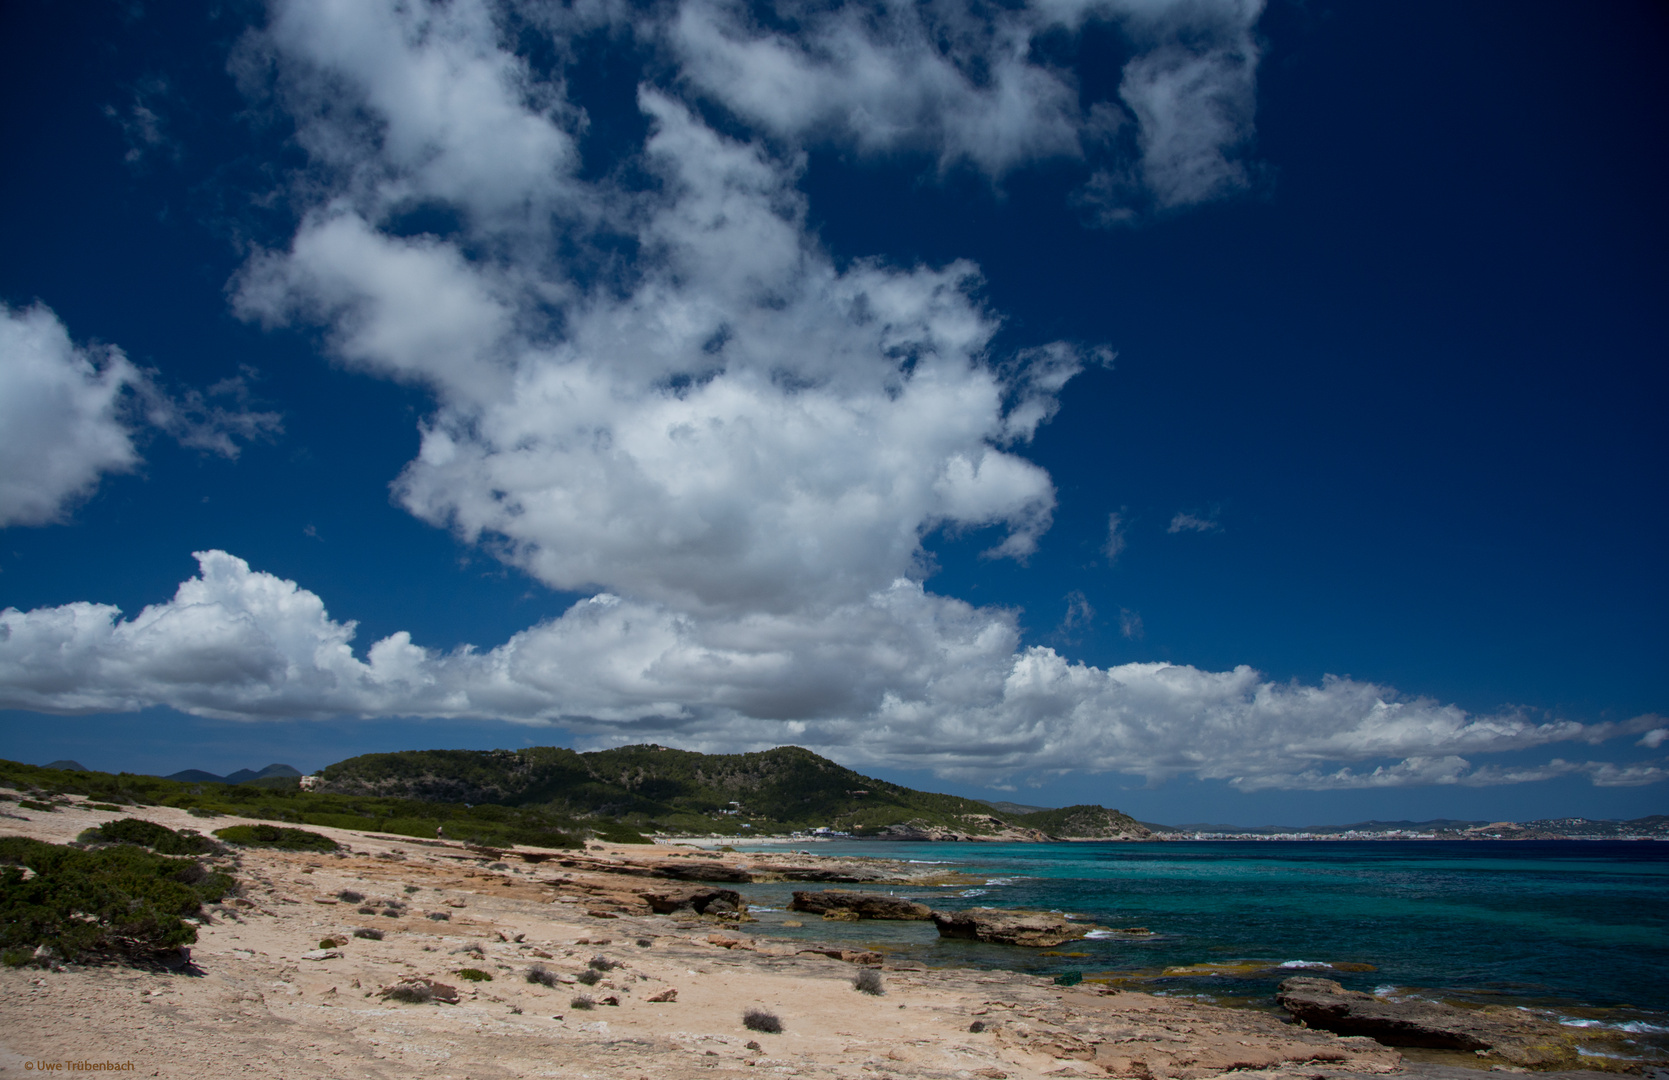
[0,795,1642,1080]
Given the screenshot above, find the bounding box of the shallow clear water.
[727,840,1669,1053]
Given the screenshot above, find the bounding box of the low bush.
[383,983,433,1004]
[87,804,122,812]
[212,825,337,852]
[0,836,234,963]
[853,967,884,995]
[636,938,653,948]
[18,799,57,812]
[571,994,595,1010]
[455,968,492,982]
[968,1020,987,1033]
[575,968,601,986]
[587,955,617,971]
[318,936,346,949]
[743,1008,782,1034]
[337,889,364,903]
[404,885,420,894]
[83,818,215,856]
[358,905,377,915]
[352,928,383,940]
[527,963,560,987]
[426,912,450,921]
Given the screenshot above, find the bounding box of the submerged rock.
[1276,977,1594,1069]
[789,889,932,920]
[931,907,1097,947]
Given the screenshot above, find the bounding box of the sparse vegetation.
[587,955,617,971]
[575,968,601,985]
[319,937,347,949]
[337,889,364,903]
[87,804,122,812]
[404,885,420,893]
[853,967,884,995]
[570,995,595,1010]
[969,1020,987,1033]
[743,1008,783,1034]
[0,836,233,963]
[636,938,653,948]
[213,824,337,852]
[352,928,383,940]
[358,905,377,914]
[427,912,450,921]
[18,799,57,812]
[527,963,560,987]
[455,968,492,982]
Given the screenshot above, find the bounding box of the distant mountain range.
[162,764,302,785]
[24,749,1669,841]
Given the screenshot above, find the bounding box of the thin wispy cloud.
[1168,509,1222,533]
[1104,511,1128,563]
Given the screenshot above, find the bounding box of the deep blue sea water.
[725,840,1669,1056]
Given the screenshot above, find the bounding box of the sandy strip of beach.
[0,795,1627,1080]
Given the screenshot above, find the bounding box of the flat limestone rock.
[788,889,931,920]
[1276,977,1596,1069]
[931,907,1097,947]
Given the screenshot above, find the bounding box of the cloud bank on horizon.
[0,0,1660,793]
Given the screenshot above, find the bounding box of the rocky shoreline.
[0,794,1661,1080]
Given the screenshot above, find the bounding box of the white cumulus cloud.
[671,0,1265,216]
[0,551,1657,790]
[0,303,281,528]
[0,303,142,527]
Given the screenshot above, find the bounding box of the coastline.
[0,795,1660,1079]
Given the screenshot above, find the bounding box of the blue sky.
[0,0,1663,826]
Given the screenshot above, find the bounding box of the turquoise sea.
[729,840,1669,1060]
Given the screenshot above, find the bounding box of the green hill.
[318,744,1016,838]
[1009,804,1152,840]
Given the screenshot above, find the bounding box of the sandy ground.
[0,793,1628,1080]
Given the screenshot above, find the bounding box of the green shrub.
[87,804,122,812]
[455,968,492,982]
[212,824,338,852]
[0,836,234,963]
[18,799,56,812]
[85,818,214,856]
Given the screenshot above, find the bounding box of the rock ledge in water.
[931,907,1096,947]
[789,889,931,920]
[1276,977,1600,1070]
